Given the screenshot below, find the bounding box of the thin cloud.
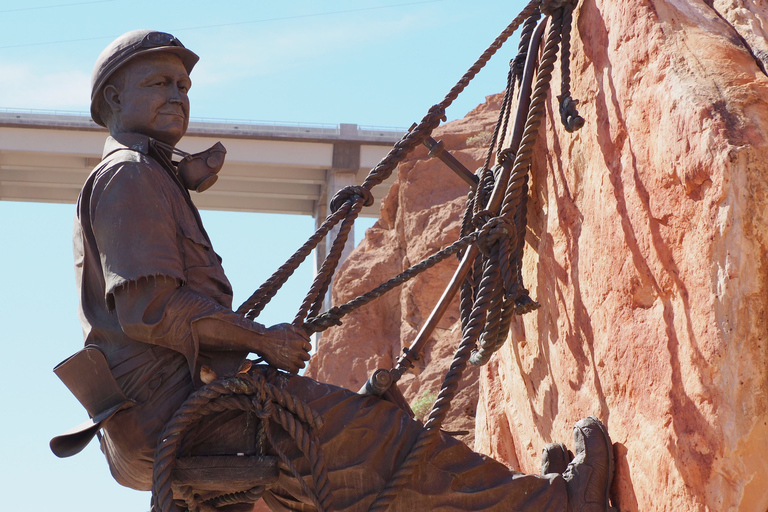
[0,62,90,111]
[189,12,430,84]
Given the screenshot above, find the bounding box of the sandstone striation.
[308,1,768,511]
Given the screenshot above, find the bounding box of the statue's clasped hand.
[261,323,312,374]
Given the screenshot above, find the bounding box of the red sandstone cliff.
[308,1,768,510]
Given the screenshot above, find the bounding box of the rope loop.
[558,95,585,132]
[329,185,374,213]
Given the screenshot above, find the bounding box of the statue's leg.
[261,373,566,512]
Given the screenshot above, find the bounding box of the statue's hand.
[260,323,312,374]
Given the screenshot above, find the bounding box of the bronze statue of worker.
[51,30,615,512]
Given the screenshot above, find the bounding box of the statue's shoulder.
[91,149,166,190]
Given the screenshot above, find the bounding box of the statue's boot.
[562,416,616,512]
[541,442,573,475]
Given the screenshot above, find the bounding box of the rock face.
[308,1,768,511]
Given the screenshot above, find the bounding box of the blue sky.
[0,1,526,510]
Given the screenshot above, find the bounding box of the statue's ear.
[102,84,121,113]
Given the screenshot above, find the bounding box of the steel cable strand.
[459,277,474,333]
[365,261,497,512]
[304,206,521,333]
[265,426,329,512]
[237,203,352,318]
[557,4,584,133]
[472,164,496,220]
[470,254,507,365]
[471,290,513,366]
[502,12,563,306]
[359,0,542,195]
[302,197,365,323]
[463,249,486,330]
[295,198,363,324]
[303,230,481,333]
[494,71,516,162]
[273,405,333,511]
[492,296,517,353]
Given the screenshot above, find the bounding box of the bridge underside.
[0,112,404,218]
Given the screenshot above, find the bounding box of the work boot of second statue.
[562,416,616,512]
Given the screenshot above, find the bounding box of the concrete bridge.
[0,109,406,308]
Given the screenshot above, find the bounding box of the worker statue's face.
[103,53,191,146]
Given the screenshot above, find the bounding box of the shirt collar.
[102,132,152,159]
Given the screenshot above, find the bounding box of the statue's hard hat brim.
[90,30,199,127]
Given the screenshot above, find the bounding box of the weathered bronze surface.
[52,27,615,512]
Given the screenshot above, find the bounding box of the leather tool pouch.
[50,345,136,458]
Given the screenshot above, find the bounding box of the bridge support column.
[312,125,362,348]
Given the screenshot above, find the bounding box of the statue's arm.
[112,281,311,374]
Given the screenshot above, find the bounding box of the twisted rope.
[237,203,352,319]
[296,198,365,325]
[271,405,333,511]
[557,4,584,132]
[303,230,481,333]
[206,486,267,509]
[151,374,330,512]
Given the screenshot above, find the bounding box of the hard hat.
[90,29,199,127]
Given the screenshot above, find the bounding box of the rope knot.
[329,185,374,213]
[541,0,576,15]
[476,217,515,257]
[510,53,526,78]
[558,94,585,132]
[251,396,274,420]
